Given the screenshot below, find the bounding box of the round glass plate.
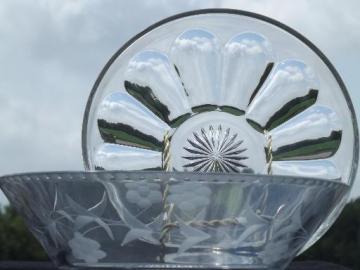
[81,9,358,254]
[82,9,358,185]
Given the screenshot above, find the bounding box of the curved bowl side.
[0,171,349,269]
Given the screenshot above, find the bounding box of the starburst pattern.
[183,125,248,172]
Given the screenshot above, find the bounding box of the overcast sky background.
[1,0,360,205]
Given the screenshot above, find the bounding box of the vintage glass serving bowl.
[0,9,358,270]
[0,171,350,269]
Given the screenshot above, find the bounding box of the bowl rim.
[0,170,349,188]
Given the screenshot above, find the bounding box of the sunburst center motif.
[182,125,248,172]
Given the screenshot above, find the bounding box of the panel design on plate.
[91,29,343,180]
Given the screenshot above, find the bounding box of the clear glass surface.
[83,12,358,185]
[0,171,349,270]
[81,9,358,256]
[0,9,356,270]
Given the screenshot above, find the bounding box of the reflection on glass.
[94,143,162,171]
[93,29,343,180]
[246,59,319,129]
[221,32,273,111]
[170,29,220,108]
[97,92,170,151]
[125,51,191,124]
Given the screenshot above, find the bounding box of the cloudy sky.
[1,0,360,205]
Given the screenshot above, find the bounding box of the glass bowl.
[0,171,349,269]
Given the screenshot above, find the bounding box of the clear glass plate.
[81,9,358,256]
[82,10,358,184]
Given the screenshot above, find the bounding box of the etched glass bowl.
[0,171,349,269]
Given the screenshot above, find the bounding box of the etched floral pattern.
[167,182,211,213]
[0,172,346,268]
[125,182,162,209]
[68,232,106,264]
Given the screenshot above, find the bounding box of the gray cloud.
[0,0,359,205]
